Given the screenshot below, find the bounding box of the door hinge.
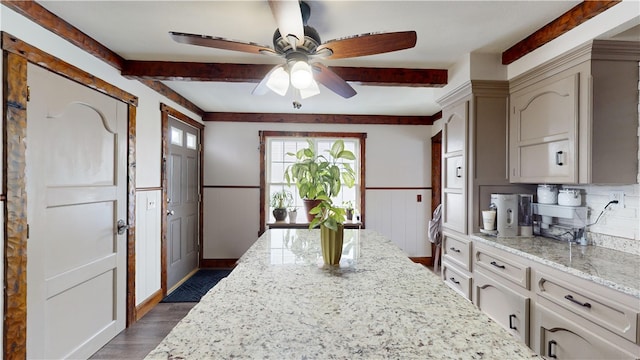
[27,86,31,102]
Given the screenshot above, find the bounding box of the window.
[259,131,366,233]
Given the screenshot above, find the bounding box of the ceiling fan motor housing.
[272,26,321,56]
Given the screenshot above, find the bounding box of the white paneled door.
[166,117,200,290]
[26,64,128,359]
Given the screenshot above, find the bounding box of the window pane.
[171,127,183,146]
[186,133,197,149]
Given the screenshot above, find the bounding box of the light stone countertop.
[146,229,538,359]
[471,234,640,298]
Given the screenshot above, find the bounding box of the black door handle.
[509,314,517,330]
[490,261,505,269]
[564,294,591,308]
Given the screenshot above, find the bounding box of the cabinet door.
[474,271,529,345]
[537,303,638,360]
[510,72,579,183]
[442,101,468,233]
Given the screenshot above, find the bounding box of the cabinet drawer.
[442,233,471,271]
[474,271,530,345]
[442,262,471,300]
[474,246,529,289]
[536,301,639,359]
[536,271,639,344]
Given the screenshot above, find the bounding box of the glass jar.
[558,188,582,206]
[537,184,558,204]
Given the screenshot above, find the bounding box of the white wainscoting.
[366,189,432,257]
[203,187,260,259]
[135,190,161,306]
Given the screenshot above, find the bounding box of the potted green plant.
[284,139,356,265]
[342,201,355,221]
[270,189,293,222]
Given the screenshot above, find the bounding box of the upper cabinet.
[509,40,640,184]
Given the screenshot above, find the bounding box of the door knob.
[117,219,129,235]
[167,210,175,216]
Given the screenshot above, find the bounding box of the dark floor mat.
[161,269,232,303]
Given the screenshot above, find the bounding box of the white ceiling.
[36,1,630,116]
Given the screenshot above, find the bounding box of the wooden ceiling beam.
[502,1,621,65]
[203,111,441,125]
[122,61,448,87]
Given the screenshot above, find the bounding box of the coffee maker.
[490,194,519,237]
[489,193,534,237]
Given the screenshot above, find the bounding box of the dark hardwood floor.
[90,302,196,359]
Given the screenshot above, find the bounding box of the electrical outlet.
[609,191,625,208]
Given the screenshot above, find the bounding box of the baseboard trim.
[410,257,433,267]
[200,258,239,268]
[135,289,163,322]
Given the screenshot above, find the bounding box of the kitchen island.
[146,229,538,359]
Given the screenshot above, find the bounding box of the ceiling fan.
[169,0,417,107]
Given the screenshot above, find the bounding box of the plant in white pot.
[285,139,356,265]
[270,189,293,222]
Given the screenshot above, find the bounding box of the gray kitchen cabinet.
[471,235,640,358]
[473,242,531,345]
[438,81,536,298]
[474,270,530,345]
[536,301,639,360]
[509,40,639,184]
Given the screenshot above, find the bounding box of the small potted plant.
[270,189,293,222]
[285,139,356,265]
[342,201,355,221]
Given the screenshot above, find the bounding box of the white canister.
[537,184,558,204]
[558,189,582,206]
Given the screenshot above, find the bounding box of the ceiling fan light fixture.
[299,78,320,99]
[290,61,314,89]
[266,67,290,96]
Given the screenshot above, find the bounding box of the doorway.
[160,105,204,293]
[3,40,138,358]
[431,131,442,267]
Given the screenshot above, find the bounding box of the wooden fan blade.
[252,64,285,96]
[312,63,356,99]
[316,31,417,60]
[268,0,304,46]
[170,31,277,55]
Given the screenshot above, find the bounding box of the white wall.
[203,121,432,258]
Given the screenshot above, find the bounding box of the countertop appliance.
[490,194,519,237]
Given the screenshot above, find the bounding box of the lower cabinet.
[473,270,530,345]
[536,301,640,359]
[442,261,472,300]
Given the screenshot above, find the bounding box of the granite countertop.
[470,234,640,299]
[146,229,538,359]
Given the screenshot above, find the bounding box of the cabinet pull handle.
[508,314,517,330]
[455,166,462,178]
[449,247,461,253]
[449,277,460,285]
[548,340,558,358]
[555,151,564,166]
[490,261,505,269]
[564,294,591,308]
